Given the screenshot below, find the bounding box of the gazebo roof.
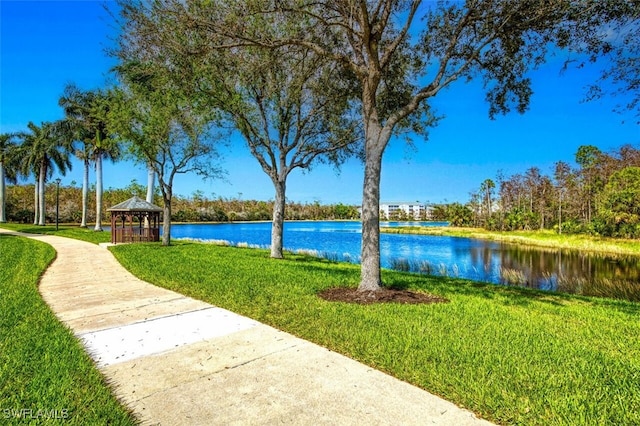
[107,196,163,212]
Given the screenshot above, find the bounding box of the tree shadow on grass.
[380,268,601,309]
[386,269,640,315]
[275,253,566,306]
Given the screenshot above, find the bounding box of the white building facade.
[379,202,431,220]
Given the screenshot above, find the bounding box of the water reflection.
[462,243,640,301]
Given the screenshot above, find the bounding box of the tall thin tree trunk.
[38,163,46,226]
[33,181,39,225]
[558,191,562,234]
[270,179,286,259]
[359,140,385,292]
[0,162,6,223]
[146,164,155,203]
[81,158,89,227]
[94,154,103,231]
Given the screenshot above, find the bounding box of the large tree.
[59,84,92,227]
[110,61,223,246]
[117,0,634,291]
[59,84,120,231]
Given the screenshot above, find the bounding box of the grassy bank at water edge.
[110,241,640,426]
[381,226,640,256]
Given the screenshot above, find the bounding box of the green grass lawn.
[0,234,136,425]
[0,223,111,244]
[3,222,640,424]
[109,242,640,426]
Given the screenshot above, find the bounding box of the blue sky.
[2,1,638,205]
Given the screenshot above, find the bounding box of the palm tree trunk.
[146,163,155,203]
[33,181,39,225]
[81,158,89,227]
[94,154,103,231]
[38,163,46,226]
[0,161,6,223]
[270,179,286,259]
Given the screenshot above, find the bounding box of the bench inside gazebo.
[107,196,163,244]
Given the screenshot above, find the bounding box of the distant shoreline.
[380,226,640,257]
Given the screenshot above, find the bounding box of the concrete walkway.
[3,229,494,425]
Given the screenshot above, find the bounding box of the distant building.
[379,202,432,220]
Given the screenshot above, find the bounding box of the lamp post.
[55,178,61,231]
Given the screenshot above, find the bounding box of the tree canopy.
[110,60,224,245]
[115,0,638,290]
[115,0,361,256]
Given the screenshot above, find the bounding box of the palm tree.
[18,121,72,226]
[75,142,92,227]
[93,136,120,231]
[59,85,93,227]
[59,84,120,230]
[0,133,19,222]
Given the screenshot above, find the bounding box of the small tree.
[115,5,359,259]
[202,47,358,258]
[110,62,223,246]
[479,178,495,227]
[575,145,604,224]
[553,161,573,234]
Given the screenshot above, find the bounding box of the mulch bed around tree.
[318,287,449,305]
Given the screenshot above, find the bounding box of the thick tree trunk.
[94,155,103,231]
[38,163,46,226]
[81,158,89,227]
[146,164,155,203]
[358,139,385,292]
[0,162,5,223]
[162,193,171,246]
[270,179,286,259]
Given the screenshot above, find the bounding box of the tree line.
[1,1,636,293]
[435,143,640,238]
[3,181,360,224]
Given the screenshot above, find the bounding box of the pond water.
[165,221,640,301]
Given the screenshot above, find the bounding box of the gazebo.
[107,196,163,244]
